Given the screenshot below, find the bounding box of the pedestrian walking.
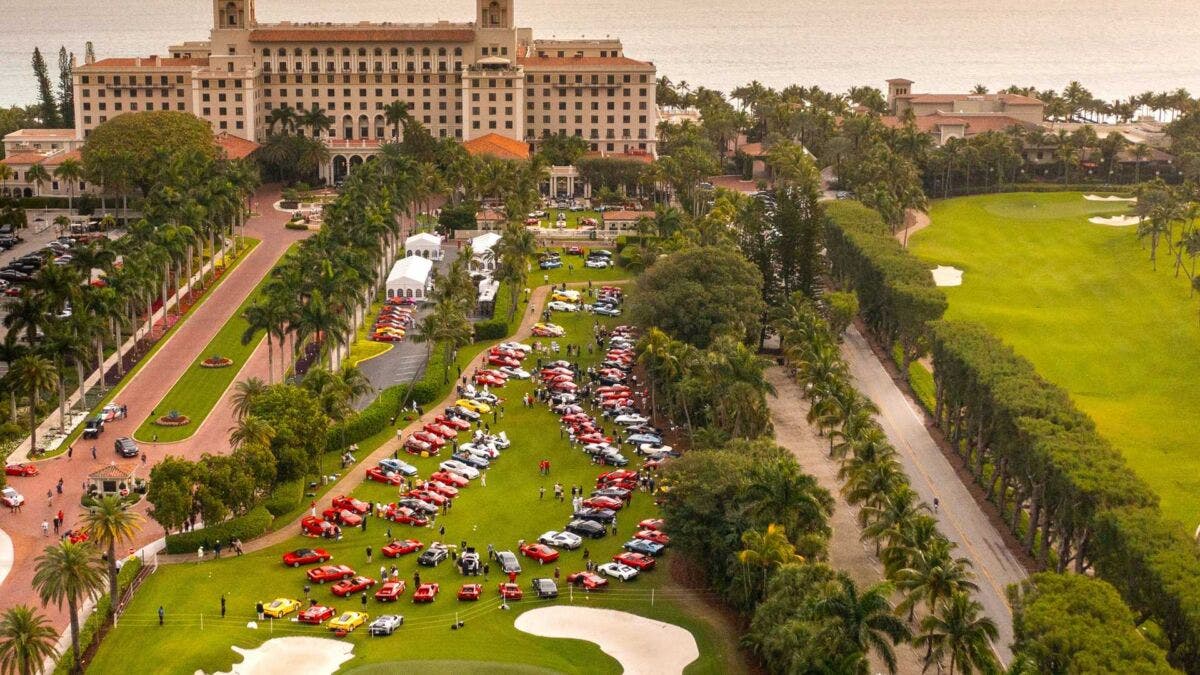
[67,445,73,460]
[933,497,940,513]
[483,562,490,578]
[91,446,97,459]
[438,524,445,537]
[539,486,545,500]
[480,471,487,487]
[158,606,164,625]
[366,546,373,562]
[361,519,367,533]
[413,571,421,586]
[361,592,368,609]
[256,601,264,620]
[41,520,48,536]
[221,595,226,618]
[52,518,59,535]
[554,566,560,580]
[56,478,63,494]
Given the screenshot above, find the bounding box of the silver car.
[369,614,404,636]
[538,530,583,550]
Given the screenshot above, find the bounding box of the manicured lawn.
[909,192,1200,525]
[88,307,731,674]
[45,240,261,457]
[533,209,602,230]
[132,243,298,443]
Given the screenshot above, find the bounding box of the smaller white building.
[386,256,433,301]
[405,232,444,261]
[470,232,502,272]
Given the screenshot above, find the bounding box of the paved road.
[841,325,1026,664]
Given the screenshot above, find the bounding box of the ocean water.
[2,0,1198,107]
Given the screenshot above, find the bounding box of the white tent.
[471,232,502,271]
[405,232,444,261]
[386,256,433,301]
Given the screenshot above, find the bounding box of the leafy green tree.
[0,605,59,675]
[247,384,329,480]
[82,111,217,195]
[11,355,55,455]
[30,48,58,126]
[57,46,74,128]
[146,457,195,533]
[32,541,105,673]
[537,132,590,166]
[79,495,144,616]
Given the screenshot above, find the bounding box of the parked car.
[282,548,331,567]
[458,549,482,575]
[593,304,621,317]
[332,576,377,597]
[565,518,607,539]
[496,550,522,574]
[566,571,609,590]
[301,516,341,539]
[613,552,656,570]
[597,562,639,581]
[530,578,559,599]
[366,466,404,486]
[82,416,104,439]
[114,437,138,458]
[412,583,440,603]
[584,258,611,269]
[307,565,355,584]
[538,530,583,550]
[328,611,368,632]
[582,496,623,511]
[369,614,404,636]
[438,459,480,480]
[4,463,38,477]
[498,582,524,600]
[573,507,616,524]
[519,543,560,564]
[430,470,469,488]
[262,598,301,618]
[382,539,424,558]
[298,605,336,624]
[374,581,406,602]
[417,545,450,567]
[457,583,483,601]
[388,507,429,527]
[322,508,363,527]
[624,538,666,557]
[331,495,369,514]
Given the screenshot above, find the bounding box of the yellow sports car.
[262,598,301,618]
[328,611,369,632]
[455,399,492,414]
[551,291,580,303]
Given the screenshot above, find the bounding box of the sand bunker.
[201,637,354,675]
[931,266,964,287]
[1089,215,1142,227]
[1083,194,1137,202]
[515,606,698,674]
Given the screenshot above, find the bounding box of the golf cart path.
[0,185,308,625]
[841,325,1026,664]
[514,606,698,675]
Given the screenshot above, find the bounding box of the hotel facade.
[3,0,657,194]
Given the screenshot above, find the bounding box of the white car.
[1,487,24,507]
[640,444,674,459]
[547,301,580,312]
[584,258,611,269]
[468,390,500,405]
[480,431,510,449]
[499,341,533,354]
[614,414,650,426]
[583,442,615,455]
[498,366,530,379]
[598,562,639,581]
[369,614,404,636]
[438,460,480,480]
[554,403,585,415]
[460,442,500,460]
[538,530,583,550]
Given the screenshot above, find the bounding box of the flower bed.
[200,356,233,369]
[154,412,191,427]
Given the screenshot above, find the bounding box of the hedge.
[53,557,143,675]
[324,346,444,454]
[474,318,508,341]
[262,479,304,517]
[164,505,272,554]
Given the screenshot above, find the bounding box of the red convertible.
[366,466,403,486]
[474,371,507,387]
[457,583,483,601]
[424,481,460,498]
[282,548,331,567]
[375,580,406,601]
[388,506,429,527]
[430,471,469,488]
[497,582,524,600]
[407,489,447,506]
[423,423,457,440]
[582,496,623,511]
[301,516,341,539]
[613,552,656,571]
[436,415,470,431]
[638,518,665,531]
[382,539,424,557]
[298,605,336,624]
[332,576,377,597]
[322,508,363,527]
[4,464,38,477]
[412,583,440,603]
[404,437,433,455]
[412,431,446,449]
[566,571,609,591]
[307,564,355,584]
[635,530,671,546]
[519,543,560,564]
[331,496,369,514]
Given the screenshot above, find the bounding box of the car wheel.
[293,562,300,568]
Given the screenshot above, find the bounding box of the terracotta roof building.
[464,132,530,160]
[886,78,1044,125]
[880,111,1038,146]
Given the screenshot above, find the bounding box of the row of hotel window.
[79,72,648,87]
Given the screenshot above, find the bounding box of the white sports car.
[598,562,639,581]
[547,301,580,312]
[538,530,584,550]
[369,614,404,636]
[498,366,531,379]
[438,460,480,480]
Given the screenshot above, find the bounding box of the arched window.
[438,48,446,56]
[373,47,383,57]
[454,47,462,56]
[261,48,270,56]
[390,48,399,56]
[357,47,367,57]
[342,47,351,56]
[421,47,431,56]
[276,48,286,56]
[309,48,318,56]
[326,47,335,56]
[406,47,415,56]
[293,47,302,56]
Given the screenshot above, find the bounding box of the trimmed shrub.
[263,479,304,517]
[474,318,508,341]
[164,505,272,554]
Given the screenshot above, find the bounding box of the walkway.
[765,366,924,673]
[0,185,308,625]
[840,325,1026,664]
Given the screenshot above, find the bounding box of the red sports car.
[4,464,38,477]
[412,583,440,603]
[323,508,363,527]
[486,354,520,368]
[566,571,609,591]
[423,423,457,439]
[474,371,507,387]
[457,583,483,601]
[366,466,404,486]
[298,604,336,624]
[307,565,355,584]
[497,582,524,600]
[382,539,424,557]
[375,580,406,602]
[332,576,377,597]
[436,415,471,431]
[638,518,665,531]
[613,552,656,571]
[519,543,560,564]
[282,548,331,567]
[389,506,429,527]
[635,530,670,546]
[301,516,341,539]
[66,530,89,544]
[372,333,405,342]
[404,437,433,455]
[424,481,460,498]
[430,471,469,488]
[550,382,578,393]
[331,496,369,514]
[407,489,447,506]
[577,433,612,445]
[412,431,446,449]
[582,496,623,511]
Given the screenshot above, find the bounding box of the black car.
[417,546,449,567]
[398,498,438,515]
[447,405,481,422]
[82,416,105,439]
[0,270,30,282]
[572,507,616,524]
[114,437,139,458]
[496,550,522,574]
[531,578,558,599]
[565,519,607,539]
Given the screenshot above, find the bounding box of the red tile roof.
[89,464,132,480]
[250,27,474,43]
[880,112,1036,136]
[42,150,82,166]
[738,142,767,157]
[0,152,49,167]
[603,210,654,222]
[214,133,259,160]
[82,57,208,69]
[516,56,654,71]
[582,150,654,164]
[900,92,1042,106]
[463,133,530,161]
[476,210,505,221]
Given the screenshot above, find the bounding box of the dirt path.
[765,366,925,674]
[896,208,931,244]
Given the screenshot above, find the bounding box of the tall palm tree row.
[0,604,60,675]
[32,540,106,673]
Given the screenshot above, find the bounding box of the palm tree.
[814,577,912,674]
[0,605,59,675]
[32,541,105,673]
[1132,143,1151,182]
[11,355,56,455]
[913,592,1000,675]
[384,100,411,140]
[24,164,50,200]
[229,415,276,449]
[54,158,84,211]
[79,495,144,616]
[736,524,803,601]
[231,377,267,419]
[266,105,297,135]
[299,106,334,138]
[895,538,979,622]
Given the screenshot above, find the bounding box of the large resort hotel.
[3,0,657,189]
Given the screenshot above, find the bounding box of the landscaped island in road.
[909,192,1200,525]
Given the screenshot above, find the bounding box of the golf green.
[909,192,1200,527]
